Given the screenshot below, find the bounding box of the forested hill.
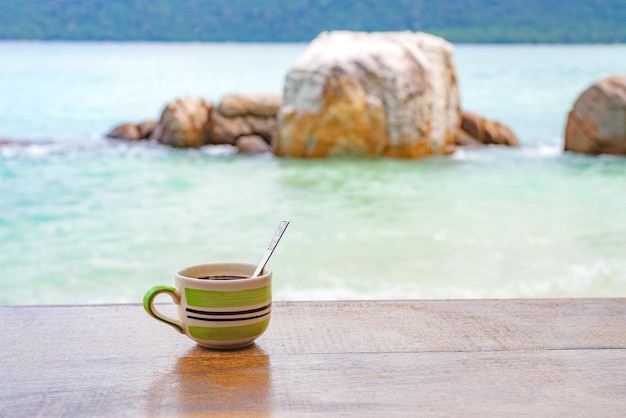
[0,0,624,43]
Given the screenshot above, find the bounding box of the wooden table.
[1,299,625,416]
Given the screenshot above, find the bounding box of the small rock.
[137,120,158,139]
[106,123,141,141]
[459,111,519,147]
[236,135,271,154]
[247,116,276,144]
[208,112,253,145]
[151,97,213,148]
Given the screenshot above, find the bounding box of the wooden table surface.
[1,299,625,417]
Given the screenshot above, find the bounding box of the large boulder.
[150,97,213,148]
[564,75,626,155]
[274,31,460,158]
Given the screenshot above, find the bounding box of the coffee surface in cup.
[197,275,249,280]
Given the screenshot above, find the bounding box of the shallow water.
[1,42,626,304]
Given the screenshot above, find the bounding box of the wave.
[3,136,621,166]
[0,137,242,160]
[450,142,563,162]
[0,139,68,158]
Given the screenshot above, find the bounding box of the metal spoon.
[251,220,290,278]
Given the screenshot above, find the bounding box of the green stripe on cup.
[189,318,270,341]
[185,285,271,308]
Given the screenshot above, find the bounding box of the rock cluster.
[106,93,281,154]
[106,31,521,158]
[564,75,626,155]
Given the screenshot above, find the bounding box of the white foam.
[519,143,562,158]
[200,144,238,156]
[452,143,563,162]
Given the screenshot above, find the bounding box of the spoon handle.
[252,220,290,278]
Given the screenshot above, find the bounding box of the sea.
[1,41,625,305]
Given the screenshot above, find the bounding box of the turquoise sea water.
[1,42,625,304]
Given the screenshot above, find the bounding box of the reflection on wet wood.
[1,299,625,416]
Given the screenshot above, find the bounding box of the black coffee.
[197,275,249,280]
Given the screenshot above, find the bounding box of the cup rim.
[176,262,272,283]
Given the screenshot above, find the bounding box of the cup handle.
[143,285,183,334]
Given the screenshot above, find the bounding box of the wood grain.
[1,299,625,416]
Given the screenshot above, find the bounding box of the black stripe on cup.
[185,303,271,322]
[187,311,270,322]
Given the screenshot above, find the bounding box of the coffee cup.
[143,262,272,349]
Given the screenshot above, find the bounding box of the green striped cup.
[143,262,272,350]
